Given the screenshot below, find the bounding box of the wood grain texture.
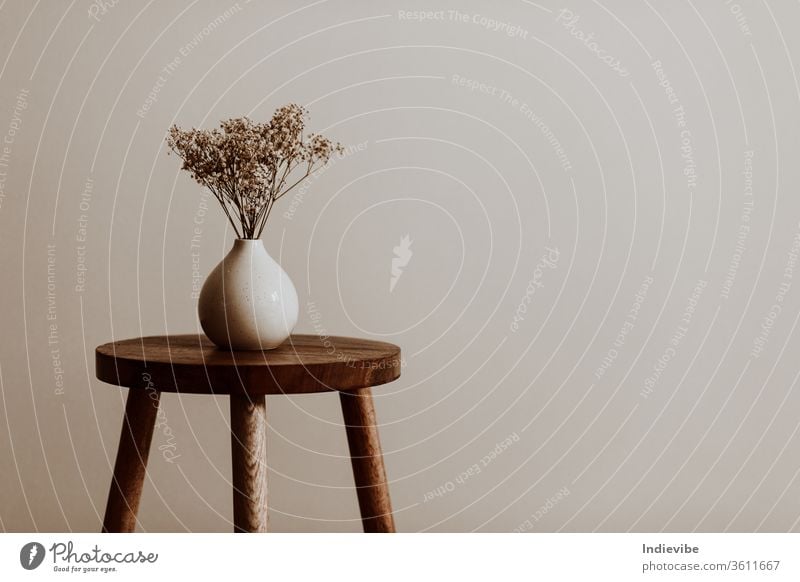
[340,388,396,533]
[230,395,268,533]
[102,388,160,533]
[96,335,401,395]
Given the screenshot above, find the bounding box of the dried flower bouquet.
[167,104,342,239]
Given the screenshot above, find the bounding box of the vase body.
[198,239,299,350]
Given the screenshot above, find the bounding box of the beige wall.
[2,0,800,532]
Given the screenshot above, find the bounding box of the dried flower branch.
[166,104,343,238]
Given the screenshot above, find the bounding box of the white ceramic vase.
[198,239,299,350]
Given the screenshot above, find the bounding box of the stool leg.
[339,387,396,533]
[102,389,160,533]
[230,394,268,532]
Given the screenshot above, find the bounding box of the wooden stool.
[95,334,400,533]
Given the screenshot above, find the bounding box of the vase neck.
[230,238,267,258]
[233,238,264,247]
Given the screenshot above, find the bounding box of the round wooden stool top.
[96,334,401,396]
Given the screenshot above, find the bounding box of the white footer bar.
[1,533,797,581]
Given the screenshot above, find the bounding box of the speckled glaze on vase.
[198,239,299,350]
